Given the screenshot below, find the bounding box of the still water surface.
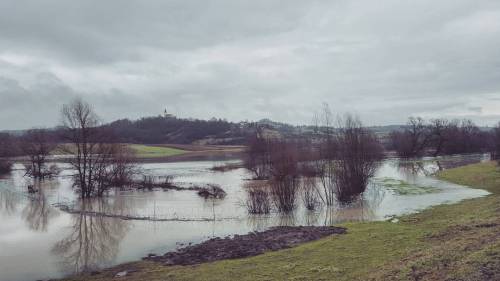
[0,155,490,281]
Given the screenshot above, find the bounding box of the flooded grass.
[61,161,500,281]
[375,177,439,195]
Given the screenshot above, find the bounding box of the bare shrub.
[159,175,175,188]
[138,175,155,190]
[243,126,272,179]
[332,115,384,202]
[312,103,337,206]
[21,129,57,179]
[210,162,242,172]
[301,177,320,210]
[24,163,60,179]
[106,145,137,187]
[244,181,271,214]
[268,140,299,212]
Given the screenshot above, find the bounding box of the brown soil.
[144,226,346,266]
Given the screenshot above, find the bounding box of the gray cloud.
[1,0,500,129]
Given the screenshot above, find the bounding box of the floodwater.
[0,155,490,281]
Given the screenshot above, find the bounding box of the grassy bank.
[128,144,187,158]
[62,162,500,281]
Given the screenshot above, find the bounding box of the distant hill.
[1,115,428,145]
[102,115,412,145]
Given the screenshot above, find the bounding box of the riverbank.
[60,161,500,281]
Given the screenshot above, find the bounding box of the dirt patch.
[144,226,346,266]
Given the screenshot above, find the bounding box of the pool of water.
[0,155,490,281]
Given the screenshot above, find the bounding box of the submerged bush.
[269,140,300,212]
[245,181,271,214]
[301,177,321,211]
[332,115,384,203]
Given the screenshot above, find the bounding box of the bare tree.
[391,117,430,158]
[60,98,136,198]
[21,129,57,179]
[428,118,449,156]
[332,115,384,203]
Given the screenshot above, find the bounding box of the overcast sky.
[1,0,500,130]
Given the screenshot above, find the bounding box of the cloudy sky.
[1,0,500,130]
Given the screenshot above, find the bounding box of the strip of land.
[126,144,245,162]
[45,143,245,163]
[60,161,500,281]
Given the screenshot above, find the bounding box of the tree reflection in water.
[396,160,436,177]
[395,154,487,178]
[22,187,56,231]
[324,184,385,225]
[52,198,130,274]
[0,184,20,215]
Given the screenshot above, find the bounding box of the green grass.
[437,161,500,194]
[63,161,500,281]
[128,144,186,158]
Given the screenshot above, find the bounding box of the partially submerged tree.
[312,103,338,206]
[390,117,430,158]
[60,98,136,198]
[21,129,57,179]
[243,125,272,179]
[428,118,450,157]
[332,115,384,203]
[268,140,300,212]
[244,181,271,214]
[390,117,488,157]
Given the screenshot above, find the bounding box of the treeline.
[103,116,248,144]
[389,117,499,158]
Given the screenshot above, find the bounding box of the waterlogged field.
[0,155,490,281]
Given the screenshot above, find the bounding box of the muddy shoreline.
[144,226,346,266]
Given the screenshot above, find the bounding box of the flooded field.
[0,155,490,281]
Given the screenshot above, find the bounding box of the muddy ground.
[144,226,346,266]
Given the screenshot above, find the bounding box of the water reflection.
[52,199,130,274]
[22,188,56,231]
[0,157,491,281]
[394,154,489,177]
[0,185,20,215]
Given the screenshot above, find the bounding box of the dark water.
[0,155,490,281]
